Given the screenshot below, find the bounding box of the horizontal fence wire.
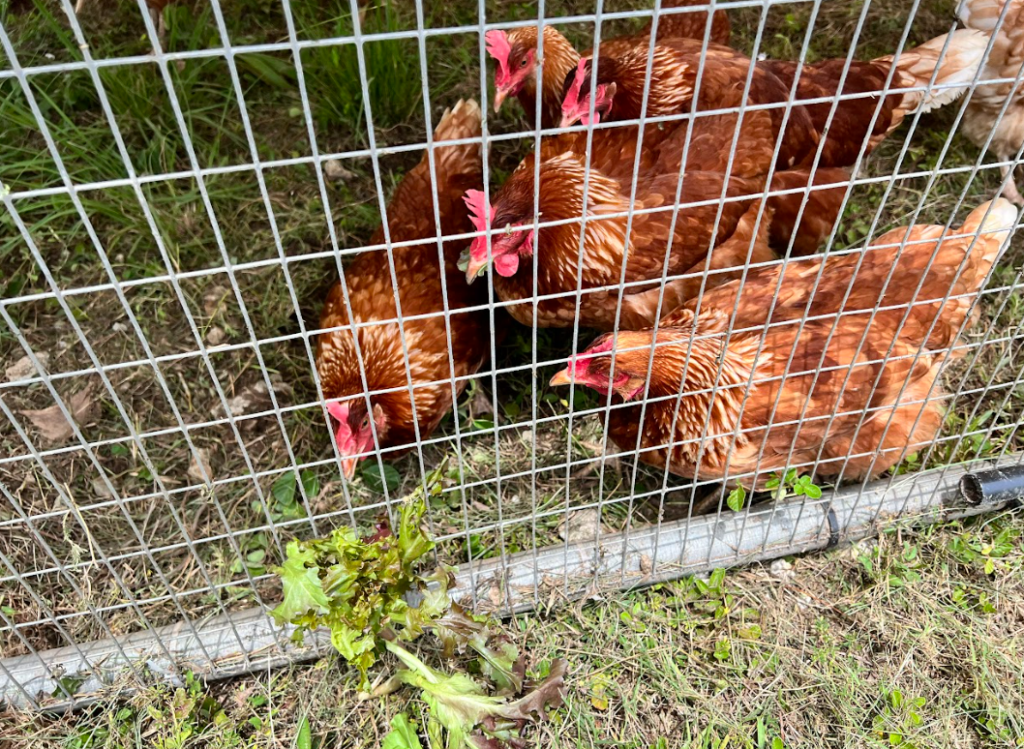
[1,0,1023,707]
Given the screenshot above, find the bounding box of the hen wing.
[372,99,483,249]
[664,200,1012,338]
[959,0,1024,42]
[759,59,906,166]
[733,317,943,485]
[765,166,850,255]
[639,0,731,46]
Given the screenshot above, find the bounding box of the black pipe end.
[959,465,1024,507]
[959,474,984,506]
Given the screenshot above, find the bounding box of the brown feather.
[316,100,492,455]
[484,114,779,330]
[566,200,1013,489]
[577,28,985,171]
[501,1,730,129]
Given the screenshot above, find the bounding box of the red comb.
[588,336,616,354]
[463,189,496,234]
[562,59,588,117]
[326,400,348,423]
[485,30,513,86]
[564,336,612,377]
[326,401,354,448]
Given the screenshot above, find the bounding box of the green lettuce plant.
[271,469,567,748]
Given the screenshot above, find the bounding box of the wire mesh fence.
[1,0,1023,709]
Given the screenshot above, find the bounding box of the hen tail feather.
[888,28,990,113]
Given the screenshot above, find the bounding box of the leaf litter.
[19,384,99,445]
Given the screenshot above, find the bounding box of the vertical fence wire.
[1,0,1022,703]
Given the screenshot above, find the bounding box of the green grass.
[1,511,1021,748]
[0,0,1023,735]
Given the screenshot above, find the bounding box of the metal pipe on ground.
[960,463,1024,507]
[2,457,1021,711]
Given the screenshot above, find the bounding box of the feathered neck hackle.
[577,46,695,121]
[491,152,634,281]
[495,26,580,119]
[582,310,771,468]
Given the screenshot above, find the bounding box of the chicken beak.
[549,368,573,387]
[493,88,508,113]
[340,456,359,481]
[558,112,578,129]
[464,254,489,284]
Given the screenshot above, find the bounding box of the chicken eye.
[519,58,528,68]
[361,416,370,429]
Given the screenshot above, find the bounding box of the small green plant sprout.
[271,467,567,749]
[764,469,823,501]
[871,688,926,748]
[726,486,747,512]
[949,523,1020,576]
[145,672,239,749]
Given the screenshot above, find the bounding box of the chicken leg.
[999,162,1024,207]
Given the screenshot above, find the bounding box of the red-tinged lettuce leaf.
[386,641,568,749]
[270,541,331,625]
[270,465,569,743]
[392,566,457,642]
[503,659,568,722]
[469,634,525,695]
[433,603,490,658]
[362,518,392,544]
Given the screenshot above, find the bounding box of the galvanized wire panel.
[0,0,1023,708]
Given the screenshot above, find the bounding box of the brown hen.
[486,0,731,129]
[458,109,792,330]
[560,29,989,170]
[460,102,856,327]
[550,199,1015,490]
[316,100,490,478]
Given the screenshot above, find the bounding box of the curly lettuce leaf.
[469,634,525,695]
[270,541,331,625]
[397,483,436,566]
[271,487,450,689]
[382,713,424,749]
[271,467,568,745]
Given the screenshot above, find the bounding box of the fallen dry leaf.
[324,159,355,182]
[639,554,653,575]
[770,558,796,583]
[469,384,493,418]
[20,385,98,445]
[5,353,49,383]
[205,326,226,346]
[203,285,230,318]
[487,583,504,608]
[214,378,294,418]
[187,447,213,484]
[557,508,610,545]
[91,477,115,500]
[573,440,621,478]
